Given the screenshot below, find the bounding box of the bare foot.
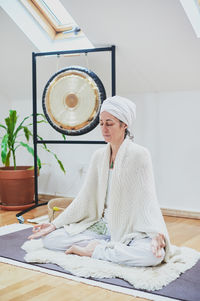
[65,241,100,257]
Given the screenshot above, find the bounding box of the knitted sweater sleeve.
[132,148,170,245]
[52,150,100,229]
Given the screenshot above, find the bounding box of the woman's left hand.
[151,233,166,258]
[65,240,100,257]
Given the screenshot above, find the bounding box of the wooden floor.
[0,206,200,301]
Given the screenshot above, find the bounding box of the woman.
[29,95,170,267]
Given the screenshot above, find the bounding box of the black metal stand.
[16,46,116,223]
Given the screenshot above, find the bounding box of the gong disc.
[42,66,106,136]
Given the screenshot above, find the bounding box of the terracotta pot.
[0,166,36,211]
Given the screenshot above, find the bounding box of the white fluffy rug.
[22,238,200,291]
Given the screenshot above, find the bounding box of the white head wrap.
[100,95,136,137]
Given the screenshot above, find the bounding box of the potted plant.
[0,110,66,210]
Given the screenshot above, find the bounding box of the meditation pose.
[29,95,170,267]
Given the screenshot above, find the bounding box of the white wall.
[9,90,200,212]
[156,91,200,212]
[0,93,11,151]
[0,93,11,122]
[128,90,200,212]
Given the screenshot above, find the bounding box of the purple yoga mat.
[0,228,199,301]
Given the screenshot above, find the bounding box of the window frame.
[20,0,83,40]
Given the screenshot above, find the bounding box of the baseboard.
[39,194,200,220]
[161,208,200,220]
[38,194,64,202]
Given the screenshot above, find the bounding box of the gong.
[42,66,106,136]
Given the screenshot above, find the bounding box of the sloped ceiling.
[63,0,200,94]
[0,7,37,100]
[1,0,200,101]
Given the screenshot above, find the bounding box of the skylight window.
[20,0,82,40]
[180,0,200,38]
[1,0,93,51]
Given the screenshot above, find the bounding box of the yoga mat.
[0,227,199,301]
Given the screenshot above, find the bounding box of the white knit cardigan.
[52,138,171,261]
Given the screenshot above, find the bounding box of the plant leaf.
[20,142,41,169]
[6,110,17,135]
[13,116,31,140]
[41,144,66,174]
[17,114,32,129]
[4,117,11,145]
[13,113,47,140]
[54,156,66,173]
[25,120,47,127]
[5,110,18,149]
[23,126,32,141]
[62,134,66,140]
[5,150,11,166]
[37,134,66,174]
[0,124,7,130]
[1,134,8,164]
[10,110,17,132]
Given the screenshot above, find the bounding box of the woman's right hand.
[28,223,56,240]
[151,233,166,258]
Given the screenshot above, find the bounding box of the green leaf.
[1,134,8,164]
[36,113,46,119]
[1,111,66,173]
[37,134,66,173]
[62,134,66,140]
[10,110,17,131]
[41,145,66,174]
[5,150,11,166]
[27,166,34,170]
[55,156,66,174]
[20,142,41,169]
[0,124,7,130]
[5,117,11,142]
[23,126,32,141]
[52,152,66,173]
[13,115,32,140]
[17,114,32,129]
[6,110,17,135]
[13,113,47,141]
[25,120,47,127]
[37,134,48,150]
[5,110,18,149]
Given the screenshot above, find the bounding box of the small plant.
[0,110,66,173]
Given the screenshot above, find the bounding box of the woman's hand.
[28,223,56,240]
[151,233,166,258]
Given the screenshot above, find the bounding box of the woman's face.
[100,111,127,144]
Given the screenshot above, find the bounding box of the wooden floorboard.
[0,205,200,301]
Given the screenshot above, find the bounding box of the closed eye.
[100,122,114,127]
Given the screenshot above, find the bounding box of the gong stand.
[16,46,116,222]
